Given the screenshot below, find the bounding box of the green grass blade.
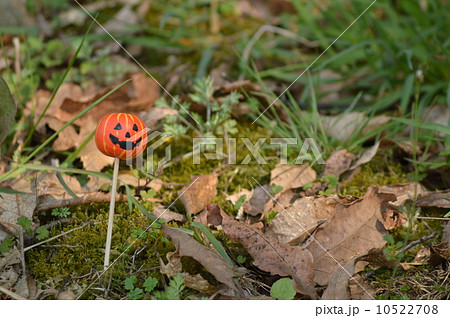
[191,221,234,267]
[24,20,95,147]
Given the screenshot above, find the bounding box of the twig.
[417,217,450,221]
[37,192,128,211]
[0,285,26,300]
[13,37,21,83]
[37,192,163,212]
[38,244,82,249]
[104,157,120,271]
[395,232,436,256]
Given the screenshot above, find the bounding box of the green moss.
[341,153,408,197]
[26,202,176,299]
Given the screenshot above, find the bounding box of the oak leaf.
[303,187,397,286]
[204,204,318,299]
[179,174,218,215]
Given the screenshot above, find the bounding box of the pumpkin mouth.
[109,134,143,151]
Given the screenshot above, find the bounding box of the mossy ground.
[26,128,447,299]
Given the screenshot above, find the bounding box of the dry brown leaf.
[270,163,316,197]
[402,242,450,269]
[266,194,354,245]
[322,256,360,300]
[416,190,450,208]
[152,206,186,223]
[321,113,390,143]
[0,248,21,291]
[304,187,397,286]
[422,105,449,138]
[247,185,272,216]
[160,250,217,295]
[432,242,450,261]
[204,204,317,299]
[0,193,37,233]
[323,149,355,178]
[141,107,178,129]
[443,222,450,246]
[349,140,381,170]
[25,73,159,171]
[348,275,374,300]
[323,249,391,300]
[10,171,86,200]
[179,174,218,215]
[161,225,237,291]
[379,183,427,207]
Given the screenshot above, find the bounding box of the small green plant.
[382,234,405,261]
[152,273,185,300]
[318,175,339,195]
[51,207,71,218]
[236,255,246,264]
[124,275,143,300]
[270,277,296,300]
[16,216,33,236]
[263,210,279,224]
[156,76,241,139]
[0,237,14,254]
[35,226,49,241]
[124,275,158,300]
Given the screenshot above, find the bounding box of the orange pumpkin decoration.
[95,113,147,160]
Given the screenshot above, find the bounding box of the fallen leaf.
[160,250,217,295]
[422,105,449,138]
[270,163,316,198]
[141,107,178,129]
[204,204,317,299]
[152,206,186,223]
[0,248,21,290]
[443,222,450,245]
[416,190,450,208]
[247,185,272,216]
[161,225,237,291]
[348,140,381,170]
[348,275,374,300]
[321,113,390,143]
[323,248,391,300]
[179,174,218,215]
[303,187,397,286]
[10,171,85,200]
[323,149,355,178]
[25,73,159,171]
[266,194,354,245]
[379,183,427,207]
[0,193,37,233]
[322,256,360,300]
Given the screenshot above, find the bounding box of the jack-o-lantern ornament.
[95,113,147,160]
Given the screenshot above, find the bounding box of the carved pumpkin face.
[95,113,147,160]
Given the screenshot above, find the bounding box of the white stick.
[104,157,120,271]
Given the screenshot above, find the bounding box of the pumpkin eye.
[133,124,138,132]
[125,132,131,138]
[114,123,122,130]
